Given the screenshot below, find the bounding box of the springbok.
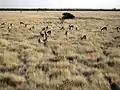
[81,35,86,40]
[65,31,69,36]
[101,26,107,31]
[69,25,74,30]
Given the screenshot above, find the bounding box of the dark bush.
[62,12,75,19]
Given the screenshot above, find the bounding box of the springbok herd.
[0,11,120,90]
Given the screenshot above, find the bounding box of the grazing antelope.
[32,26,35,29]
[42,27,46,31]
[38,31,47,42]
[116,27,120,32]
[69,25,74,30]
[38,38,44,43]
[43,36,47,42]
[20,22,24,24]
[8,26,12,29]
[29,28,32,30]
[65,31,69,36]
[81,35,86,40]
[76,27,78,30]
[1,22,6,25]
[38,33,48,46]
[47,31,51,36]
[101,26,107,31]
[25,24,28,28]
[60,26,65,30]
[10,23,13,26]
[8,26,12,32]
[43,36,48,46]
[46,26,48,29]
[39,31,47,38]
[44,31,48,37]
[40,31,44,37]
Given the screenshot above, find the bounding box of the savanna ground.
[0,11,120,90]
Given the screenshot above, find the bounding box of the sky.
[0,0,120,9]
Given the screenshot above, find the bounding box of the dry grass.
[0,11,120,90]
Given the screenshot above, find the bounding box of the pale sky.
[0,0,120,9]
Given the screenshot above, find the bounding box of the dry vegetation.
[0,11,120,90]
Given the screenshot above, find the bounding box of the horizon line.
[0,8,120,9]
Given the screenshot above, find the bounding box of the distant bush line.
[0,8,120,11]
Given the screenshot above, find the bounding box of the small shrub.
[62,12,75,19]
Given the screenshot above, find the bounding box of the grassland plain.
[0,11,120,90]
